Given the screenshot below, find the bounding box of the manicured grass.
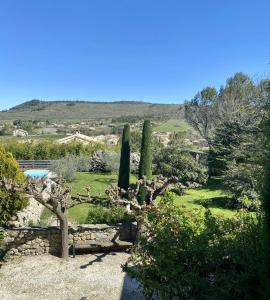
[68,172,137,223]
[173,187,235,218]
[67,172,137,197]
[41,172,137,224]
[68,203,94,224]
[154,119,192,133]
[40,172,236,225]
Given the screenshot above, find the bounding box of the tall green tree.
[138,120,152,204]
[118,124,130,190]
[185,86,218,142]
[261,81,270,297]
[139,120,152,179]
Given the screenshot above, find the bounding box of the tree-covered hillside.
[0,100,183,121]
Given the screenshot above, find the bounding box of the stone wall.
[16,197,44,227]
[4,223,137,257]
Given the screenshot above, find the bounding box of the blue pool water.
[24,169,49,178]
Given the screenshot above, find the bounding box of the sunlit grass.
[40,172,236,224]
[154,119,192,133]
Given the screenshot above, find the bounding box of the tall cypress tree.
[118,124,130,190]
[139,120,152,179]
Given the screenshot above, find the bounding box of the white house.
[56,132,119,145]
[13,129,28,137]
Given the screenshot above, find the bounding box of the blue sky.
[0,0,269,110]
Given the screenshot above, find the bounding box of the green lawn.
[67,172,136,223]
[67,172,137,197]
[41,172,137,224]
[154,119,192,133]
[40,172,236,225]
[173,187,235,217]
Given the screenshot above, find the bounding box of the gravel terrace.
[0,252,143,300]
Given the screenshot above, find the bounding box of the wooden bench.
[70,240,133,255]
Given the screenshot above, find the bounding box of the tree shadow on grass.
[191,196,231,210]
[206,177,226,191]
[92,177,117,186]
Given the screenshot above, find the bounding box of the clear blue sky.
[0,0,269,110]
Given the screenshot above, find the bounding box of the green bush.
[89,151,120,173]
[51,154,78,182]
[0,147,28,224]
[86,205,135,225]
[2,140,107,160]
[124,193,264,299]
[223,160,262,211]
[153,147,208,185]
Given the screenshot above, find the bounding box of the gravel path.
[0,252,143,300]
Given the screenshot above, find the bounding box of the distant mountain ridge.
[8,99,155,111]
[0,99,183,121]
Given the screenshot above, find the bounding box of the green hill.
[0,100,183,121]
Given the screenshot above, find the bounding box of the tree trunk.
[59,215,69,259]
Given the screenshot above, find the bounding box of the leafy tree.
[153,147,208,185]
[118,124,130,190]
[217,73,260,124]
[261,81,270,295]
[185,73,262,144]
[185,86,218,141]
[223,161,262,210]
[0,147,28,224]
[139,120,152,179]
[186,73,267,209]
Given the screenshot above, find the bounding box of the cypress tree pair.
[118,120,153,199]
[118,124,130,190]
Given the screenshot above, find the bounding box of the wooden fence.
[17,160,55,170]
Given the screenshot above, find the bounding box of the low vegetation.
[124,193,264,299]
[0,147,28,224]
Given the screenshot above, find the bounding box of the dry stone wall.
[4,223,137,257]
[16,197,44,227]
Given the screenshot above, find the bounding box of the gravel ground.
[0,252,143,300]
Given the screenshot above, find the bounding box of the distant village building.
[153,132,171,147]
[56,132,119,145]
[34,127,58,135]
[13,129,28,137]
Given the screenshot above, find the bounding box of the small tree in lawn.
[138,120,152,203]
[118,124,130,190]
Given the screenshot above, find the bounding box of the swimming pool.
[24,169,50,178]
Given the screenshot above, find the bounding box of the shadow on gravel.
[80,252,116,269]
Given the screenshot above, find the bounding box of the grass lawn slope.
[40,173,235,225]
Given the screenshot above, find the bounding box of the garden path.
[0,252,142,300]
